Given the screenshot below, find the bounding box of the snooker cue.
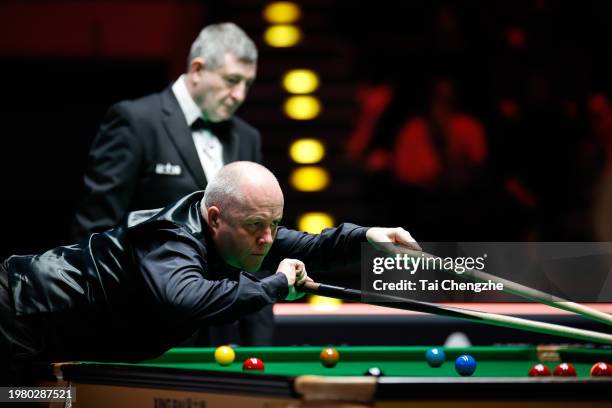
[419,251,612,326]
[387,249,612,326]
[299,281,612,345]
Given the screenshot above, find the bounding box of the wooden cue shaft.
[417,251,612,326]
[300,281,612,345]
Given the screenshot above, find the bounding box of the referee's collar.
[171,74,204,127]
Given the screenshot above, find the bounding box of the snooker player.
[0,162,419,383]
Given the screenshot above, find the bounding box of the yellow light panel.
[297,212,335,233]
[290,166,329,192]
[283,69,320,94]
[264,25,302,47]
[284,95,321,120]
[308,294,343,311]
[289,138,325,164]
[263,2,302,24]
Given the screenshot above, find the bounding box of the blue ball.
[455,354,477,376]
[425,348,445,367]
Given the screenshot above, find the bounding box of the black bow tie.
[191,118,230,136]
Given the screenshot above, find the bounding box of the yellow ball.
[214,345,236,366]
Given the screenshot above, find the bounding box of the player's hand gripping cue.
[276,258,312,301]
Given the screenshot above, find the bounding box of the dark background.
[1,0,611,267]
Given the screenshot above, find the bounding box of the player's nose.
[258,226,274,246]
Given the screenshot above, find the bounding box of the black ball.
[364,367,384,377]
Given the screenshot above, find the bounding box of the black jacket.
[72,88,262,240]
[4,191,367,363]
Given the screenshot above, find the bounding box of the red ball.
[528,364,551,377]
[242,357,265,371]
[590,362,612,377]
[320,347,340,368]
[553,363,577,377]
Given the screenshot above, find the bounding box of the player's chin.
[242,257,265,272]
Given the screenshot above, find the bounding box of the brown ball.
[320,347,340,368]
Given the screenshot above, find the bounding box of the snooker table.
[57,346,612,407]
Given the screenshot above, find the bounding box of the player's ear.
[207,206,221,229]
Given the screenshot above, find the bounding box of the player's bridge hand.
[366,227,422,255]
[276,258,308,301]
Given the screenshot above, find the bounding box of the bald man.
[0,162,419,382]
